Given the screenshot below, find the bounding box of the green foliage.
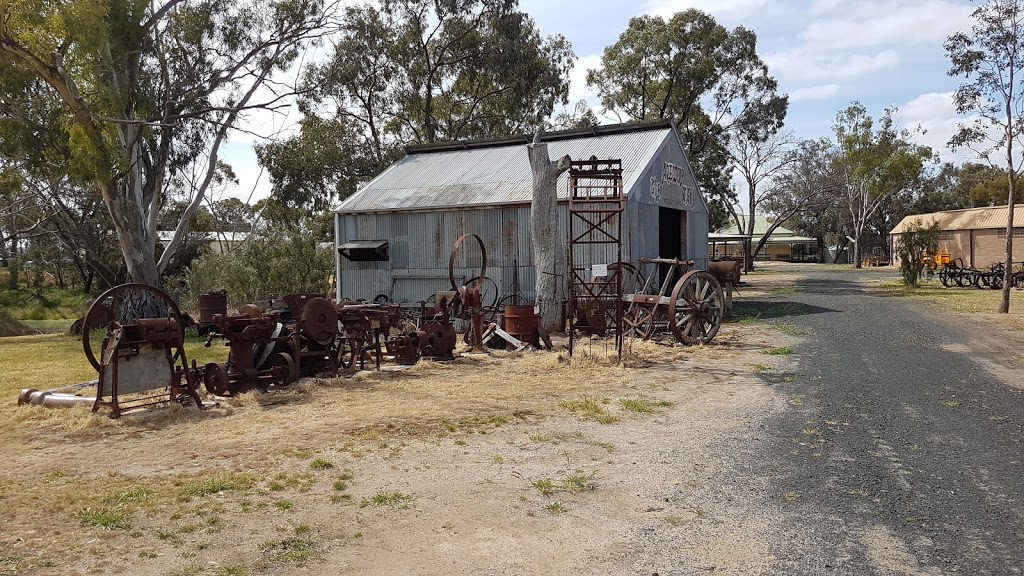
[586,9,787,229]
[184,227,333,307]
[946,0,1024,157]
[258,537,318,563]
[261,0,574,209]
[0,0,333,285]
[895,221,941,287]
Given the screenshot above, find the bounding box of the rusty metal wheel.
[301,297,338,346]
[668,270,724,345]
[203,362,230,396]
[267,352,297,386]
[623,306,655,339]
[449,233,487,293]
[82,283,184,373]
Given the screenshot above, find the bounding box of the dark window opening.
[339,239,389,262]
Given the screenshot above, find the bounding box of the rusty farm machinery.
[19,284,204,418]
[936,258,1024,290]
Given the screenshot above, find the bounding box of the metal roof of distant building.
[334,121,679,213]
[890,204,1024,234]
[716,215,801,237]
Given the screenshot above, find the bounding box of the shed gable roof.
[890,204,1024,234]
[334,122,681,213]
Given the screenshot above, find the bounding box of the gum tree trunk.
[527,131,571,346]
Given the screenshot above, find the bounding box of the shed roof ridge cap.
[402,119,674,155]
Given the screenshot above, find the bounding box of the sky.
[218,0,979,204]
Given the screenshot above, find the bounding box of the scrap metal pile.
[15,218,731,418]
[193,291,463,396]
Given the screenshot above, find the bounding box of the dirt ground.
[0,273,803,576]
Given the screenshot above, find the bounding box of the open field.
[2,264,1022,575]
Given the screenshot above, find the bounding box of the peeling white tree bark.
[527,131,571,347]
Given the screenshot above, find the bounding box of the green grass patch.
[762,347,795,356]
[0,331,226,396]
[545,502,567,514]
[309,458,334,471]
[103,487,155,506]
[531,479,556,496]
[359,491,415,509]
[619,397,672,413]
[878,278,1024,321]
[532,472,597,497]
[0,288,92,321]
[273,500,293,511]
[78,507,130,529]
[559,396,620,424]
[180,475,251,500]
[258,537,318,563]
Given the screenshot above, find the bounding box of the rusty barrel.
[198,290,228,325]
[708,260,741,285]
[503,305,540,348]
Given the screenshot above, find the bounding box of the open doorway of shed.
[658,207,686,285]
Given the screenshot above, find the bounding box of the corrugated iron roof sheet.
[890,205,1024,234]
[717,215,800,237]
[335,126,673,213]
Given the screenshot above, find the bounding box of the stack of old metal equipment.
[194,289,463,395]
[19,284,204,418]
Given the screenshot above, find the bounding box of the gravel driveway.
[749,264,1024,575]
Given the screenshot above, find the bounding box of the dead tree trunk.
[527,131,571,346]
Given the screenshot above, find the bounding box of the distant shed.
[890,205,1024,267]
[332,121,711,304]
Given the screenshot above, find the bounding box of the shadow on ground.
[729,300,838,322]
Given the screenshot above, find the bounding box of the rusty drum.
[198,290,228,326]
[503,305,540,348]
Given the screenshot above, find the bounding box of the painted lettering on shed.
[650,161,694,209]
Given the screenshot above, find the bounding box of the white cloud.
[800,0,972,52]
[568,54,603,104]
[766,49,900,83]
[897,91,978,163]
[789,84,841,102]
[643,0,770,21]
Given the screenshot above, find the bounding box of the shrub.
[895,221,940,287]
[183,229,333,308]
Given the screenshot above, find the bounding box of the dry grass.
[877,279,1024,330]
[0,317,779,576]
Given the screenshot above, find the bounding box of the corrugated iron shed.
[891,205,1024,234]
[334,121,679,213]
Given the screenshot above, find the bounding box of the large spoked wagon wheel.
[82,283,186,372]
[667,271,724,345]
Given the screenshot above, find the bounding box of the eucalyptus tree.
[946,0,1024,312]
[831,103,933,268]
[586,9,788,229]
[260,0,575,209]
[0,0,337,287]
[763,138,842,261]
[726,129,795,271]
